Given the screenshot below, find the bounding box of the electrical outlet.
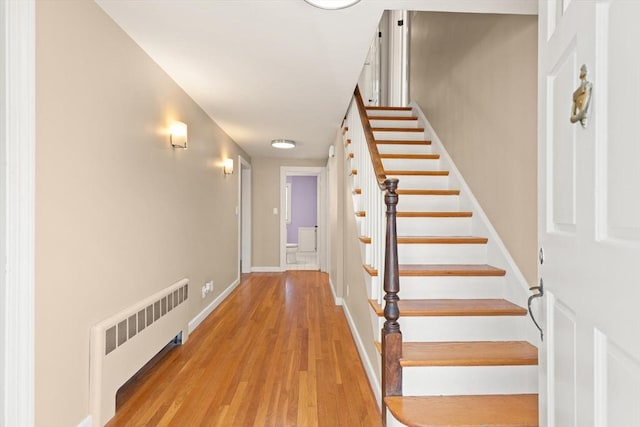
[201,281,214,299]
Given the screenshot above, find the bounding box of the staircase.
[344,90,539,426]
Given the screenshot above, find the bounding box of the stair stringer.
[410,101,539,345]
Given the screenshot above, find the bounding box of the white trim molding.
[328,278,343,306]
[251,266,283,273]
[188,278,241,335]
[1,0,36,425]
[341,301,381,408]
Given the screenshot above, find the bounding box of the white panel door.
[539,1,640,426]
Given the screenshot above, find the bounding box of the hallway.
[107,272,381,426]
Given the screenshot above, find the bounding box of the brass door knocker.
[570,64,593,128]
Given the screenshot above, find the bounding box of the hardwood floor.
[107,271,381,426]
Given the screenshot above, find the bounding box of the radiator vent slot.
[104,283,188,356]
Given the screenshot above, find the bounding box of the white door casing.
[1,0,36,425]
[538,1,640,426]
[357,30,381,106]
[387,9,409,107]
[239,156,251,275]
[279,166,327,272]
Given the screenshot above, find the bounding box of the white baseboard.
[328,277,343,306]
[341,300,381,407]
[251,266,283,272]
[188,278,240,334]
[76,415,92,427]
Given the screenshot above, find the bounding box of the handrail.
[352,86,403,421]
[353,86,387,189]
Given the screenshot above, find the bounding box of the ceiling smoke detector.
[303,0,362,10]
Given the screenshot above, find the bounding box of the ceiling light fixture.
[271,139,296,149]
[303,0,362,10]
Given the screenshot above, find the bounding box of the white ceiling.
[96,0,536,160]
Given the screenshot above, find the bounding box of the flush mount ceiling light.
[303,0,362,10]
[271,139,296,149]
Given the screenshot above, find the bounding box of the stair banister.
[350,86,403,421]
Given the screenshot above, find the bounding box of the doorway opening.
[238,156,252,275]
[280,166,327,272]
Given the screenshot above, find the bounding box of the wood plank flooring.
[107,271,381,427]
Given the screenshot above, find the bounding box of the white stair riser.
[387,412,409,427]
[381,158,441,170]
[370,119,419,128]
[373,130,425,140]
[402,365,538,396]
[398,276,505,299]
[377,144,433,155]
[397,195,460,211]
[367,109,413,117]
[388,175,449,189]
[397,217,472,236]
[397,243,487,264]
[378,316,531,342]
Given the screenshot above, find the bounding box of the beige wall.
[251,157,326,268]
[410,12,538,284]
[36,1,249,425]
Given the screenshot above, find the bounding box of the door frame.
[1,0,36,425]
[238,155,252,275]
[279,166,327,272]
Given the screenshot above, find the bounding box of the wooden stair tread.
[385,394,538,427]
[363,264,377,276]
[376,140,431,145]
[397,211,472,218]
[372,127,425,132]
[362,264,506,277]
[398,264,506,276]
[353,188,362,195]
[385,170,449,176]
[401,341,538,367]
[380,154,439,159]
[366,106,412,111]
[397,236,488,244]
[396,189,460,196]
[369,299,527,316]
[359,236,372,244]
[368,115,418,120]
[355,211,366,217]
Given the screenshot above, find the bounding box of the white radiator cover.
[89,278,190,426]
[298,227,316,252]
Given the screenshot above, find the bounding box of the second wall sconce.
[169,121,188,149]
[223,158,234,175]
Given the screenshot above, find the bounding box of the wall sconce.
[169,121,188,149]
[223,158,234,175]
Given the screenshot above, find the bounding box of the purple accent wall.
[286,175,317,244]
